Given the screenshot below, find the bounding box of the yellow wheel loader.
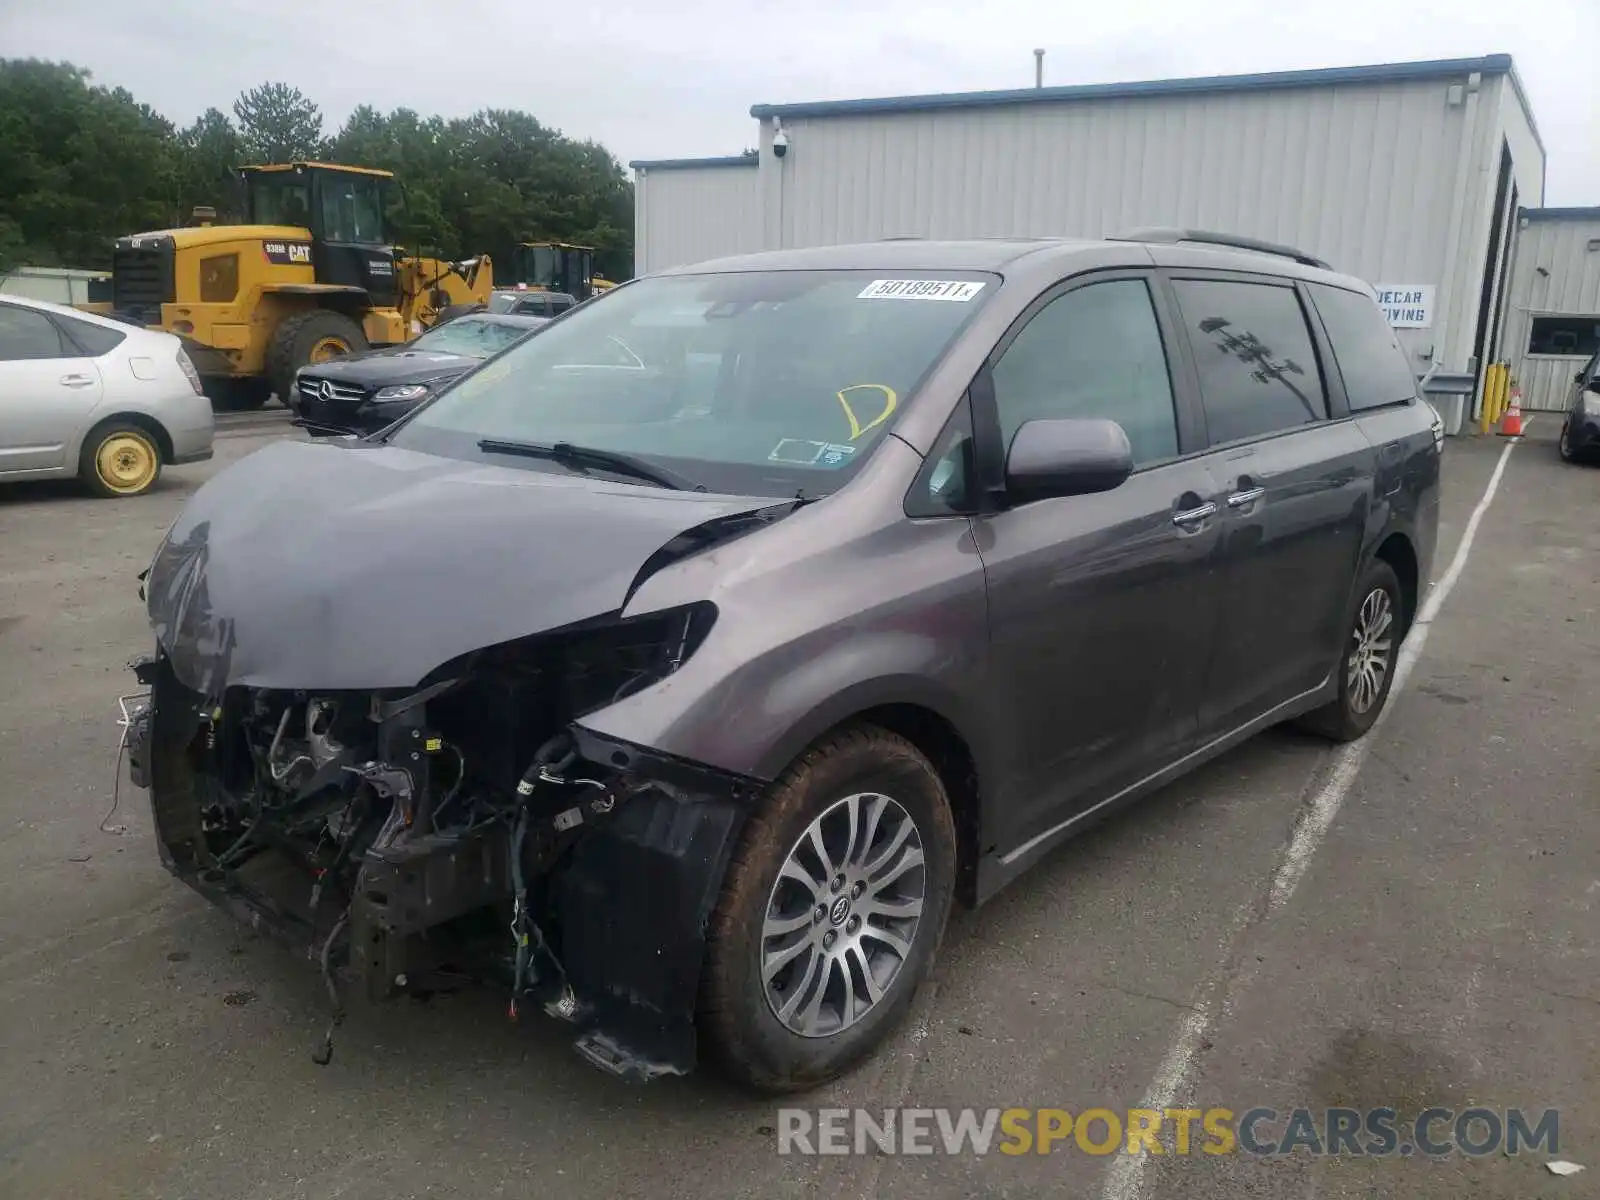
[95,163,492,408]
[505,242,617,302]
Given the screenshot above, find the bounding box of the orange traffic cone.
[1497,387,1524,438]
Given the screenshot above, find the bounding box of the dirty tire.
[266,309,367,402]
[700,726,956,1094]
[79,419,163,498]
[1557,420,1575,462]
[1299,559,1404,742]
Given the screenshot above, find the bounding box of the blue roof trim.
[750,54,1515,119]
[1522,206,1600,222]
[630,155,758,170]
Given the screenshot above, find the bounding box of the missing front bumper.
[130,655,754,1081]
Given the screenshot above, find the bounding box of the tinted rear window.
[1310,284,1418,411]
[56,313,128,357]
[1171,280,1327,444]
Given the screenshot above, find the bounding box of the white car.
[0,295,214,497]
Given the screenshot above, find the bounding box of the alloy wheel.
[1346,586,1395,715]
[761,792,926,1038]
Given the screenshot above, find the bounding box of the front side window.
[0,305,67,361]
[390,269,995,497]
[1310,284,1419,411]
[409,317,535,358]
[1172,279,1327,445]
[990,279,1179,465]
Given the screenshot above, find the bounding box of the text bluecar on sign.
[1372,284,1435,329]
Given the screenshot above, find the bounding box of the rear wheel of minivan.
[700,726,956,1093]
[1300,559,1404,741]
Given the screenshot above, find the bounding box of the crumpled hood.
[147,439,774,694]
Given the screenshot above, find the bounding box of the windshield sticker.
[857,279,986,302]
[836,384,898,440]
[767,439,860,468]
[768,439,828,466]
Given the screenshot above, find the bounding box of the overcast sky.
[3,0,1596,202]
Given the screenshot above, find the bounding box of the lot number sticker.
[858,279,986,302]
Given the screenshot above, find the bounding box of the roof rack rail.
[1111,227,1332,270]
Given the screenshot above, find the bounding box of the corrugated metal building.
[633,54,1544,401]
[1500,208,1600,412]
[631,156,762,275]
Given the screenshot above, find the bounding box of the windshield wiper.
[476,438,700,491]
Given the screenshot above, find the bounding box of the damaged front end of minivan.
[122,441,790,1079]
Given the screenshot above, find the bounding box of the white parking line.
[1101,434,1520,1200]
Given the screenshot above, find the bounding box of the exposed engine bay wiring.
[143,606,717,1065]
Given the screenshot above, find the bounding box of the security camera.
[772,127,789,159]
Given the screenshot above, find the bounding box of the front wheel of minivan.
[1300,559,1404,742]
[700,726,956,1093]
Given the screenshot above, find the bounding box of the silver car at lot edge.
[128,231,1439,1092]
[0,295,213,497]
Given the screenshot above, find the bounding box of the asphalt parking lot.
[1,415,1595,1200]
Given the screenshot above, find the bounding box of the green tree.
[0,60,633,279]
[232,82,323,164]
[178,107,243,221]
[0,59,181,270]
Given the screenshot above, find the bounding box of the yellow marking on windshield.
[836,384,898,441]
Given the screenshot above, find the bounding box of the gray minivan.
[131,230,1440,1091]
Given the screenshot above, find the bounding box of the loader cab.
[509,242,597,300]
[240,163,399,308]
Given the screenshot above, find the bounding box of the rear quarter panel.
[73,331,215,464]
[1352,400,1441,596]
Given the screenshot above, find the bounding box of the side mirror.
[1004,417,1134,502]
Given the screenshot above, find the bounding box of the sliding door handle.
[1226,487,1265,508]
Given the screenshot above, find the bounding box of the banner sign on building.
[1373,285,1435,328]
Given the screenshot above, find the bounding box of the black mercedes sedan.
[291,312,549,435]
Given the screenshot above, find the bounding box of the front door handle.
[1172,501,1217,528]
[59,374,96,388]
[1226,486,1265,508]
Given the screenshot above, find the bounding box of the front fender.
[577,621,996,787]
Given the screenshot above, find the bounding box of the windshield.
[530,247,558,287]
[410,317,536,358]
[318,173,387,243]
[389,269,995,497]
[249,174,312,229]
[487,293,520,313]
